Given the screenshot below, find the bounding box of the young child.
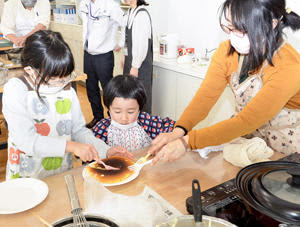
[2,30,132,180]
[92,75,175,152]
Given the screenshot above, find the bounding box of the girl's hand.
[151,137,188,165]
[107,146,134,160]
[148,127,186,156]
[129,67,139,77]
[66,141,100,162]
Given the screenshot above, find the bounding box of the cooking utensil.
[127,153,151,171]
[64,174,90,227]
[236,160,300,225]
[32,212,53,227]
[90,160,120,171]
[136,153,151,165]
[192,179,204,227]
[127,159,152,172]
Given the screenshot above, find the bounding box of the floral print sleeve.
[92,118,111,143]
[138,112,176,139]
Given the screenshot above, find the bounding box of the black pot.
[235,161,300,226]
[52,214,120,227]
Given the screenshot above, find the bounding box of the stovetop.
[186,153,300,227]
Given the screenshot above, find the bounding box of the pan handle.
[192,179,202,223]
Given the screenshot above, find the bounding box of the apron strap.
[237,55,244,76]
[258,40,287,75]
[17,75,34,91]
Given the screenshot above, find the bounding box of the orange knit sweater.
[176,40,300,150]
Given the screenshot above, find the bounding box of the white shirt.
[2,78,109,159]
[0,0,50,37]
[79,0,125,55]
[125,5,151,68]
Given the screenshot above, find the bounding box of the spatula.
[90,159,120,171]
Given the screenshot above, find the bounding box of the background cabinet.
[152,66,236,129]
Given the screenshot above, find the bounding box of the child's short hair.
[103,75,147,110]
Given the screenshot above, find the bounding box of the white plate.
[82,163,140,187]
[0,178,48,214]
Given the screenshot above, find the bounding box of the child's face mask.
[109,97,140,125]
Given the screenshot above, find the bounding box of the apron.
[123,7,153,113]
[107,119,152,152]
[230,51,300,154]
[6,76,73,180]
[15,4,38,37]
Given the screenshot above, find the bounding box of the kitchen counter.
[0,151,284,226]
[153,53,210,79]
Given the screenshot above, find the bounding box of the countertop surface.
[153,52,210,79]
[0,150,284,226]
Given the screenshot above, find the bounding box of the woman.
[149,0,300,164]
[122,0,153,113]
[0,0,50,47]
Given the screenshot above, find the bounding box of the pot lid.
[236,161,300,225]
[262,168,300,204]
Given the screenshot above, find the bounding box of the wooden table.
[0,151,284,226]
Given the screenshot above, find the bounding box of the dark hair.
[103,75,147,110]
[21,30,74,95]
[137,0,148,6]
[219,0,300,74]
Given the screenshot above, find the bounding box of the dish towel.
[223,137,274,167]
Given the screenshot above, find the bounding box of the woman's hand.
[151,136,189,164]
[114,44,121,52]
[148,127,186,156]
[120,55,125,69]
[129,67,139,77]
[66,141,100,162]
[12,36,26,47]
[107,146,134,160]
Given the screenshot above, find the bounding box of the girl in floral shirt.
[93,75,175,152]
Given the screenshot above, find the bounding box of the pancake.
[85,156,135,184]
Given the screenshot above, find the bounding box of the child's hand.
[107,146,134,160]
[66,141,100,162]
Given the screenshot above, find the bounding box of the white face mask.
[229,32,250,54]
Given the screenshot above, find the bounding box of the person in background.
[79,0,125,129]
[149,0,300,164]
[0,0,50,47]
[2,30,132,180]
[122,0,153,113]
[93,75,175,152]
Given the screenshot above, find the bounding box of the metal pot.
[52,214,120,227]
[236,161,300,226]
[157,215,236,227]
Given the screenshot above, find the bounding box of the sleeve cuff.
[175,125,188,136]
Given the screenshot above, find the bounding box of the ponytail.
[282,9,300,31]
